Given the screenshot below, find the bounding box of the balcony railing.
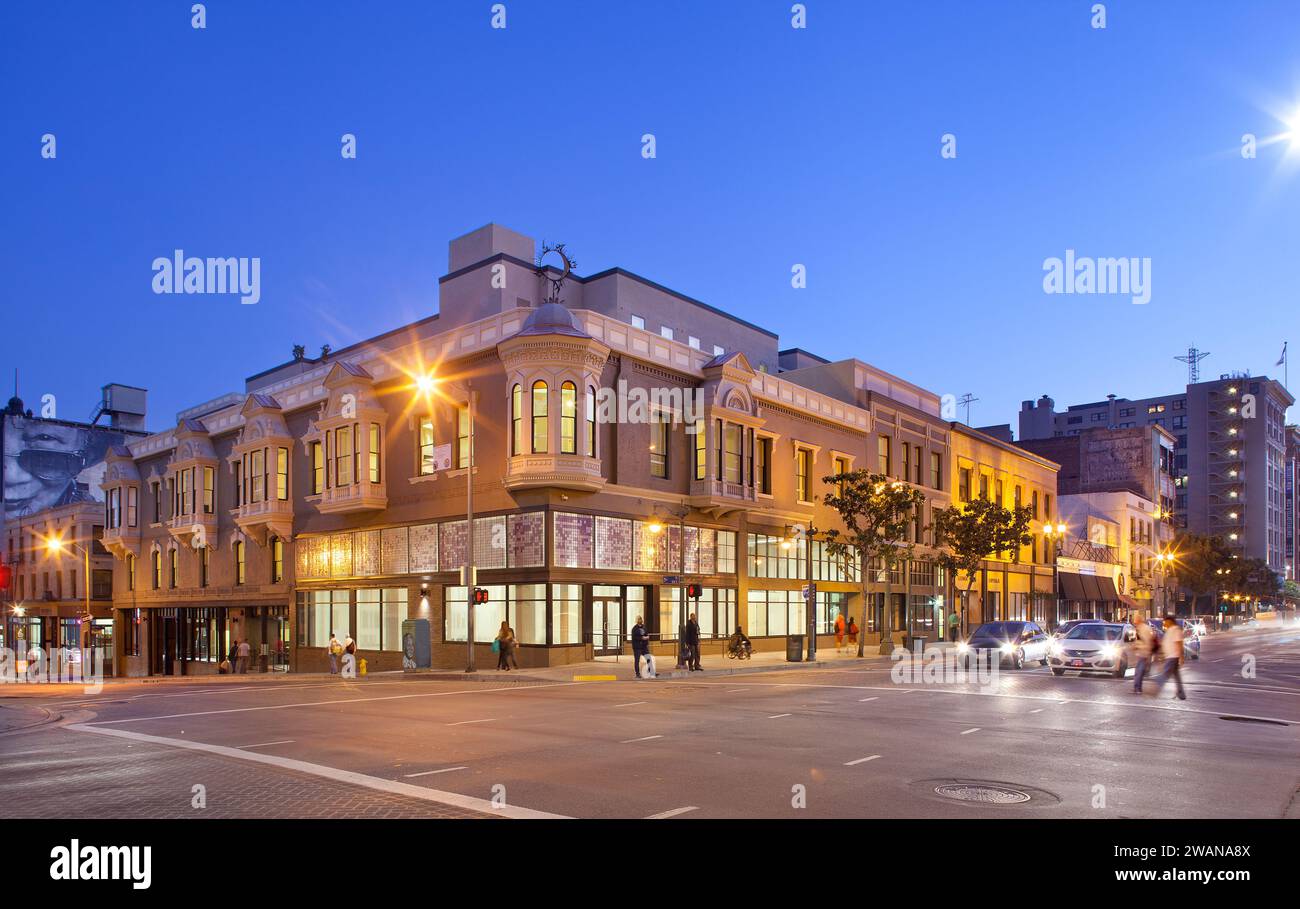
[313,480,387,514]
[234,497,295,545]
[503,454,605,493]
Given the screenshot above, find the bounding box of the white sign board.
[432,443,453,472]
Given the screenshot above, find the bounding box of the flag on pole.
[1277,342,1288,366]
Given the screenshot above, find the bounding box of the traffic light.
[0,565,10,593]
[686,582,702,599]
[472,587,490,605]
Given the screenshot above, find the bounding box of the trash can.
[786,634,804,662]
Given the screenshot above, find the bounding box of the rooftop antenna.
[957,392,979,425]
[1174,346,1210,384]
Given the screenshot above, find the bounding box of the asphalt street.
[3,625,1298,819]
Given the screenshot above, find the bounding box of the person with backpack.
[495,620,514,671]
[327,633,342,674]
[1131,615,1157,694]
[846,616,859,649]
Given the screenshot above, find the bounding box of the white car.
[1048,622,1135,678]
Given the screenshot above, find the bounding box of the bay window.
[531,381,548,453]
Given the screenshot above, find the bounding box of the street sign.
[662,575,681,585]
[802,583,817,600]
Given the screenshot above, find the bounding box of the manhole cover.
[933,784,1032,804]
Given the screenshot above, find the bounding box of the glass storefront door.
[592,585,623,656]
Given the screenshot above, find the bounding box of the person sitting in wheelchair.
[728,625,752,656]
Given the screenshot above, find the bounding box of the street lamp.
[1043,522,1067,627]
[43,532,93,666]
[646,504,690,668]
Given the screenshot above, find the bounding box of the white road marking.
[844,754,881,766]
[1029,708,1044,714]
[614,701,647,708]
[447,718,495,726]
[960,727,981,735]
[768,713,792,719]
[620,735,663,744]
[645,806,699,819]
[404,766,468,778]
[236,740,295,749]
[726,688,747,692]
[81,681,579,726]
[858,696,879,702]
[67,723,568,819]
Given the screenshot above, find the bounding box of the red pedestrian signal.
[686,582,702,599]
[0,565,10,592]
[472,587,490,605]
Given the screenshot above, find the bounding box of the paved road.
[3,625,1298,819]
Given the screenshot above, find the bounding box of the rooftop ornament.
[536,242,575,305]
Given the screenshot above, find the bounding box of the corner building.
[102,224,964,674]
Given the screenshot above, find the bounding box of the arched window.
[531,381,548,453]
[511,384,523,455]
[585,385,596,457]
[560,382,577,454]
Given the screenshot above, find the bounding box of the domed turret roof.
[516,302,589,338]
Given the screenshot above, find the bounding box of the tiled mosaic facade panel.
[408,523,438,572]
[553,512,594,568]
[595,516,633,570]
[508,512,544,568]
[381,526,409,575]
[354,529,382,577]
[474,515,507,569]
[439,520,468,573]
[329,533,354,578]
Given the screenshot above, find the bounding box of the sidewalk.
[404,643,896,684]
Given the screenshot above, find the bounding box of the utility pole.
[465,382,476,673]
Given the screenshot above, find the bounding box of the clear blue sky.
[3,0,1298,431]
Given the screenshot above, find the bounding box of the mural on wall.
[2,414,131,520]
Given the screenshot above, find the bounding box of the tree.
[1169,533,1233,614]
[930,497,1034,637]
[814,470,926,656]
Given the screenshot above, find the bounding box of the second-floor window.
[694,421,706,480]
[311,441,324,493]
[723,424,743,484]
[169,548,178,588]
[560,382,577,454]
[277,446,289,499]
[901,445,910,483]
[152,482,162,523]
[335,426,354,486]
[271,536,284,583]
[369,424,381,482]
[203,466,215,514]
[586,386,596,457]
[796,448,812,502]
[457,408,470,469]
[930,452,942,490]
[152,551,161,589]
[757,436,772,494]
[234,541,246,585]
[251,449,265,502]
[418,418,436,475]
[650,414,669,478]
[531,382,548,453]
[511,385,523,456]
[959,468,972,502]
[878,435,891,475]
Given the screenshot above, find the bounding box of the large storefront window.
[748,534,807,579]
[812,540,856,582]
[816,591,848,634]
[552,584,581,644]
[444,584,550,645]
[356,588,408,651]
[746,589,807,637]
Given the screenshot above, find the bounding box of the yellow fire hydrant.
[359,658,368,677]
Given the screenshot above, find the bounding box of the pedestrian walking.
[1131,615,1157,694]
[834,612,846,653]
[236,638,251,674]
[327,633,342,675]
[846,617,859,650]
[685,612,702,671]
[228,640,240,673]
[947,610,960,642]
[631,615,650,678]
[1155,616,1187,701]
[495,620,514,671]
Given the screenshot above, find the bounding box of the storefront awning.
[1093,575,1120,602]
[1079,574,1105,602]
[1059,572,1088,601]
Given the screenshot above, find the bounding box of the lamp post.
[44,533,92,669]
[647,504,690,668]
[1043,522,1067,628]
[464,381,477,673]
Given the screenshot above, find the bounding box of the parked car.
[957,621,1051,669]
[1048,622,1136,677]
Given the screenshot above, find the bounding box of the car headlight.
[1050,643,1063,656]
[1001,643,1015,653]
[956,642,969,653]
[1100,645,1119,660]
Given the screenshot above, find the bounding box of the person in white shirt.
[1131,616,1158,694]
[1155,617,1186,700]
